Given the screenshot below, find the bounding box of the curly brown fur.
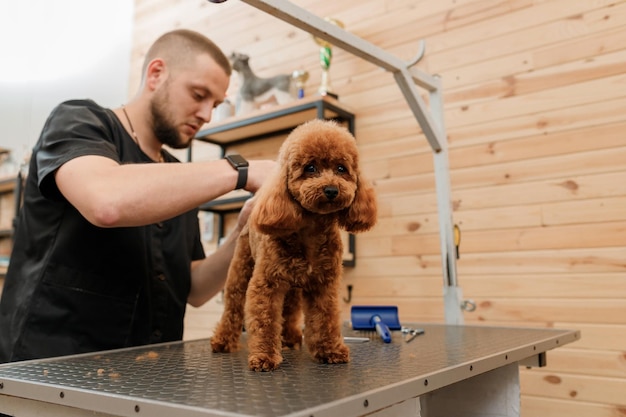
[211,119,377,371]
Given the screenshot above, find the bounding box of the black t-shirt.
[0,99,205,363]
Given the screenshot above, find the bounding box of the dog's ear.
[249,165,303,236]
[338,173,377,233]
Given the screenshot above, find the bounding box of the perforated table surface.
[0,324,579,417]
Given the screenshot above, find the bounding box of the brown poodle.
[210,119,377,372]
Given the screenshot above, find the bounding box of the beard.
[150,87,188,150]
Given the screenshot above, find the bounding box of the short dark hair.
[141,29,231,79]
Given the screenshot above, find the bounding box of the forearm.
[187,224,242,307]
[56,155,271,228]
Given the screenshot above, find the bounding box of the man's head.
[141,29,231,81]
[141,29,231,148]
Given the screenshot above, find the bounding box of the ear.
[338,173,378,233]
[249,165,303,236]
[144,58,166,91]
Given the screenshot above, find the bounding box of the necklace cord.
[122,106,163,163]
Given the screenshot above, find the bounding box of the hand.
[236,196,256,230]
[244,160,277,193]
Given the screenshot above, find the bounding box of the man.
[0,29,275,363]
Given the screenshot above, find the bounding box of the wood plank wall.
[130,1,626,415]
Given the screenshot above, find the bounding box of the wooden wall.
[130,1,626,415]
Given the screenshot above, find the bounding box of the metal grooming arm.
[236,0,467,324]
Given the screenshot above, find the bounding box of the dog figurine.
[229,52,294,115]
[211,119,378,371]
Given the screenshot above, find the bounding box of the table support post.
[420,363,521,417]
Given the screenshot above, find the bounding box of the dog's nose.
[324,186,339,200]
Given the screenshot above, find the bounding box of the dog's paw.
[248,352,283,372]
[313,343,350,364]
[210,334,240,353]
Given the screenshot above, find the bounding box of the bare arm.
[187,197,255,307]
[55,155,273,228]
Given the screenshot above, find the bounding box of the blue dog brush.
[351,306,401,343]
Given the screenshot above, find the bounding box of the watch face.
[227,154,248,167]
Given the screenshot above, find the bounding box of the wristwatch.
[225,154,249,190]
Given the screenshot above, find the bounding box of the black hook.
[343,284,353,303]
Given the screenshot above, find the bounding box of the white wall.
[0,0,134,169]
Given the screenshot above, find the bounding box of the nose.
[197,101,215,123]
[324,186,339,200]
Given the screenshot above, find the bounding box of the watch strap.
[234,165,248,190]
[225,154,249,190]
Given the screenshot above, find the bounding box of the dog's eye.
[304,164,317,173]
[337,165,348,174]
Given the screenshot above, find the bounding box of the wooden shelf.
[0,176,18,278]
[0,176,17,194]
[199,192,253,213]
[0,255,9,278]
[195,95,354,146]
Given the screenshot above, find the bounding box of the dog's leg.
[211,234,254,353]
[302,273,350,364]
[236,99,256,116]
[245,268,290,371]
[281,288,303,350]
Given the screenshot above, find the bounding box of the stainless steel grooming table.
[0,324,579,417]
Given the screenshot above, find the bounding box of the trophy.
[291,69,309,99]
[312,18,344,98]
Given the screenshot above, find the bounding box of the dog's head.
[229,52,249,73]
[251,119,377,235]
